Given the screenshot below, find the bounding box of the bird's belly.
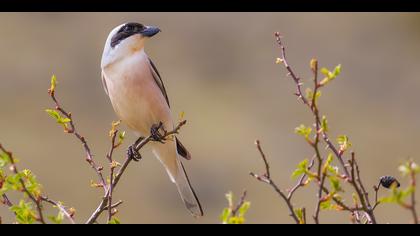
[105,63,172,136]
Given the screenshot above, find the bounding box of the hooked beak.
[140,26,161,37]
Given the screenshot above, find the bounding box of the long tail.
[152,142,203,217]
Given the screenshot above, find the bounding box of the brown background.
[0,13,420,223]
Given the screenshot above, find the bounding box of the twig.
[372,182,382,211]
[48,89,107,192]
[85,120,187,224]
[250,140,300,224]
[313,172,327,224]
[106,125,119,223]
[1,194,13,207]
[0,144,46,224]
[408,161,418,224]
[103,200,123,211]
[273,33,381,224]
[348,154,376,224]
[287,156,316,199]
[231,190,248,217]
[274,32,350,179]
[41,196,75,224]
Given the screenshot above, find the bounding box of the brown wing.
[148,58,191,160]
[148,57,170,107]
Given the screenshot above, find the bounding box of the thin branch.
[41,196,75,224]
[255,140,270,179]
[353,154,372,208]
[348,154,376,224]
[409,160,418,224]
[1,194,13,207]
[85,120,187,224]
[372,182,382,211]
[313,171,327,224]
[106,124,119,223]
[231,190,248,217]
[250,140,300,224]
[0,144,46,224]
[287,156,316,199]
[103,200,123,211]
[48,89,107,192]
[274,32,350,179]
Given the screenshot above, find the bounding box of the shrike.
[101,22,203,217]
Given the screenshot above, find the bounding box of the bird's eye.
[125,25,134,32]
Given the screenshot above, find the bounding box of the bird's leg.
[150,122,166,143]
[127,137,144,162]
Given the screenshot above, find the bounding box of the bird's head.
[101,22,161,68]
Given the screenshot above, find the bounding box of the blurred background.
[0,13,420,224]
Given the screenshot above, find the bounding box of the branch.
[105,122,121,223]
[348,153,376,224]
[274,32,350,179]
[0,144,46,224]
[85,120,187,224]
[231,190,248,217]
[408,160,418,224]
[287,156,316,199]
[250,140,301,224]
[313,170,327,224]
[41,196,75,224]
[48,88,107,192]
[1,194,13,207]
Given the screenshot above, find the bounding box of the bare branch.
[250,140,301,224]
[41,196,75,224]
[48,89,107,192]
[231,190,248,217]
[85,120,187,224]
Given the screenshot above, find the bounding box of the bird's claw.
[127,145,142,162]
[150,122,166,143]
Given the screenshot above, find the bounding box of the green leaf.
[118,131,126,144]
[228,216,245,224]
[45,109,71,130]
[306,88,322,103]
[50,75,57,93]
[48,211,64,224]
[329,176,342,193]
[333,64,342,77]
[108,217,121,224]
[0,152,10,168]
[337,135,352,151]
[380,184,414,205]
[320,64,342,86]
[3,173,23,191]
[320,68,330,77]
[320,199,333,210]
[45,109,60,120]
[294,208,305,224]
[238,202,251,217]
[291,159,309,179]
[220,208,231,224]
[321,116,329,132]
[322,153,334,174]
[10,200,37,224]
[295,124,312,140]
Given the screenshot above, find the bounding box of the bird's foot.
[127,145,142,162]
[150,122,166,143]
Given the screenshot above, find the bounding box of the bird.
[100,22,203,217]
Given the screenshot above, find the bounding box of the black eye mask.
[110,23,145,48]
